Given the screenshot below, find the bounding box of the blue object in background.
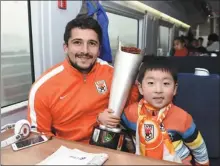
[77,0,112,63]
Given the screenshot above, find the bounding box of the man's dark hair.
[208,33,219,42]
[198,37,204,41]
[64,17,102,45]
[137,56,178,84]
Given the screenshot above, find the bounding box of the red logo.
[144,124,154,141]
[95,80,107,94]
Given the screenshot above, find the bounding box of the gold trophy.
[89,41,143,151]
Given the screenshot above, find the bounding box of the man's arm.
[27,89,54,137]
[97,85,138,129]
[98,109,120,128]
[182,114,209,165]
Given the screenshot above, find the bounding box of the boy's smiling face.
[138,70,177,109]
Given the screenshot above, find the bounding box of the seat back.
[173,73,220,158]
[143,56,220,74]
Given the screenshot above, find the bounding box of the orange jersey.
[27,58,139,143]
[174,47,188,57]
[122,102,209,165]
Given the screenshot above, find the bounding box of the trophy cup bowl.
[89,42,143,151]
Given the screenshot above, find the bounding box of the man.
[206,33,219,52]
[198,37,204,47]
[191,38,198,48]
[27,17,138,143]
[197,37,207,53]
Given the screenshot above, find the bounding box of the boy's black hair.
[174,36,185,44]
[64,17,102,45]
[137,56,178,84]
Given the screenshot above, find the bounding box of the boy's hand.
[98,109,120,128]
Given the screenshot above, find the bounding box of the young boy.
[121,57,209,165]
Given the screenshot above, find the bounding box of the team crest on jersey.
[144,124,154,141]
[95,80,108,94]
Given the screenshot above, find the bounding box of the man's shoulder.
[36,62,64,82]
[96,58,113,71]
[207,41,220,51]
[30,61,65,94]
[94,59,114,81]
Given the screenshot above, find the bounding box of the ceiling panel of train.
[207,1,220,17]
[170,0,211,25]
[142,0,218,26]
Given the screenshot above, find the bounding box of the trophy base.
[89,126,126,151]
[99,124,121,133]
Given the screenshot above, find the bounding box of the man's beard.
[67,53,96,73]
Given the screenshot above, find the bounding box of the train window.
[158,25,171,56]
[1,1,33,108]
[106,12,138,64]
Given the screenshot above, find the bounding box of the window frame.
[106,12,140,49]
[1,0,35,114]
[101,1,144,20]
[158,25,172,56]
[158,20,173,53]
[157,17,189,56]
[101,1,144,49]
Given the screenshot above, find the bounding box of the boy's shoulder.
[166,104,193,132]
[171,104,191,117]
[167,104,193,122]
[171,104,188,114]
[170,104,193,121]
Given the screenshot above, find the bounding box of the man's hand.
[98,109,120,128]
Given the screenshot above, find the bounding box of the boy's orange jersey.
[27,58,138,143]
[122,102,209,165]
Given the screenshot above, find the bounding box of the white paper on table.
[37,145,108,165]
